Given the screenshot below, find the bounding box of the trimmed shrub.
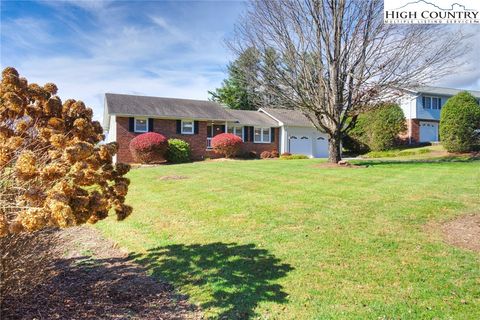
[260,151,272,159]
[440,91,480,152]
[344,103,406,152]
[129,132,168,163]
[280,154,309,160]
[281,152,291,157]
[342,116,370,154]
[166,139,191,163]
[211,133,243,158]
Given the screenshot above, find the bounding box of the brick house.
[397,86,480,144]
[103,93,330,163]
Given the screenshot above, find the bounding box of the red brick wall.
[115,117,280,163]
[407,119,420,144]
[241,127,280,156]
[116,117,208,163]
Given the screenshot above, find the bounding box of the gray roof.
[225,109,279,127]
[260,108,314,127]
[410,86,480,98]
[105,93,235,121]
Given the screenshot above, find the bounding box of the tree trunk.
[328,133,342,163]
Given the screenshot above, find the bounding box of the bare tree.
[229,0,470,162]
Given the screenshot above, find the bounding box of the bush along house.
[397,86,480,144]
[103,93,330,163]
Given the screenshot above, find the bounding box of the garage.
[286,127,329,158]
[259,108,330,158]
[419,121,439,142]
[313,135,329,157]
[289,135,311,155]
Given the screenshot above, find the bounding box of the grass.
[362,145,445,159]
[96,157,480,319]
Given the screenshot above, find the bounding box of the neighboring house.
[398,86,480,144]
[103,93,329,163]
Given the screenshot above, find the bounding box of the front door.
[213,124,225,137]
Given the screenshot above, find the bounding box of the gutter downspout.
[408,96,413,144]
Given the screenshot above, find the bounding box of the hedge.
[344,103,406,153]
[211,133,243,158]
[440,91,480,152]
[166,139,191,163]
[129,132,168,163]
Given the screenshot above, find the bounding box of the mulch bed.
[1,227,201,320]
[313,162,367,169]
[440,214,480,253]
[158,175,189,181]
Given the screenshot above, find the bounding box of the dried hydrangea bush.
[0,67,132,236]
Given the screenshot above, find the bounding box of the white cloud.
[2,1,236,125]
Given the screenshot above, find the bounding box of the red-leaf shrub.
[129,132,168,163]
[260,151,272,159]
[211,133,243,158]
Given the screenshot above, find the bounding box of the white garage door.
[313,135,329,158]
[289,135,312,156]
[420,121,439,142]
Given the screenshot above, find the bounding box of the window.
[227,126,243,140]
[134,117,148,132]
[423,96,442,110]
[181,120,194,134]
[254,127,271,143]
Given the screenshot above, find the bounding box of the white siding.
[399,93,418,120]
[106,115,117,163]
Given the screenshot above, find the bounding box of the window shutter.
[243,127,248,141]
[271,128,275,142]
[220,125,225,133]
[422,96,425,109]
[176,120,181,134]
[249,126,254,142]
[148,118,154,132]
[194,121,199,134]
[128,117,135,132]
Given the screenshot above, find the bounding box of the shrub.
[211,133,243,158]
[281,152,291,157]
[342,116,370,154]
[440,91,480,152]
[271,149,279,158]
[166,139,191,163]
[0,67,131,236]
[239,151,258,159]
[260,151,272,159]
[0,67,132,301]
[280,154,309,160]
[344,103,406,152]
[129,132,168,163]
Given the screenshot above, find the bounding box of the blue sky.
[1,0,479,123]
[1,0,246,121]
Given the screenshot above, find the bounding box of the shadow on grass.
[131,242,294,319]
[352,155,480,167]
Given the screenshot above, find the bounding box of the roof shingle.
[105,93,235,121]
[260,108,314,127]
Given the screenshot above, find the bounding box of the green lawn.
[96,158,480,319]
